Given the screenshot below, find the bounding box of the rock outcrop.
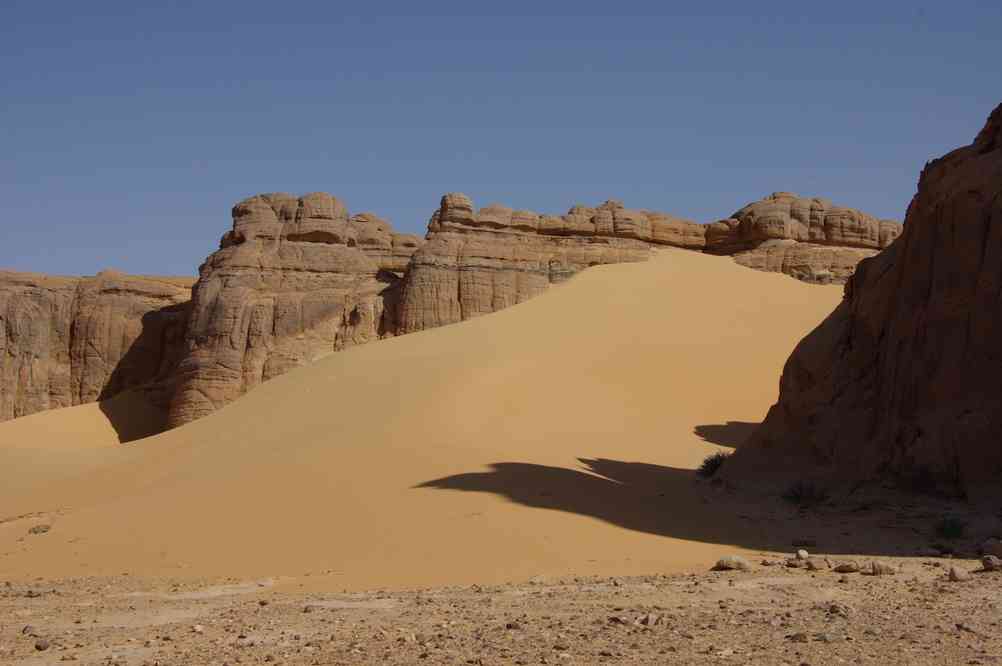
[705,192,902,283]
[0,271,193,421]
[165,192,423,428]
[396,195,705,333]
[2,189,900,430]
[728,104,1002,491]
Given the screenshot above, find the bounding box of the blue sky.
[2,1,999,276]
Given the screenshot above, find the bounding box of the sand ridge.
[0,249,843,589]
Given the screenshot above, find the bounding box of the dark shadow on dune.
[97,391,169,443]
[693,421,759,448]
[416,457,934,557]
[97,302,190,442]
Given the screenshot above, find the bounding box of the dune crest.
[0,250,841,588]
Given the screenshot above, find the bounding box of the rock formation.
[0,271,192,421]
[705,192,902,283]
[2,189,900,430]
[165,192,423,428]
[396,195,705,333]
[728,104,1002,491]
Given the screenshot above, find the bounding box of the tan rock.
[396,196,707,334]
[165,193,423,428]
[705,192,901,283]
[0,271,192,422]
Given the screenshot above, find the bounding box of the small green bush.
[782,480,829,507]
[697,451,730,478]
[934,516,967,541]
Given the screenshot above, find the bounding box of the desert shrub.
[782,480,829,507]
[697,451,730,478]
[935,516,967,540]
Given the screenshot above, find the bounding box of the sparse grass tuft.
[934,516,967,541]
[697,451,730,478]
[782,480,829,508]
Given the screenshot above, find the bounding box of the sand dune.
[0,250,842,590]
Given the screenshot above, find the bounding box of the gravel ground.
[2,551,1001,665]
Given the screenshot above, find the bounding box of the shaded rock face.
[166,192,423,428]
[731,104,1002,490]
[0,271,193,421]
[705,192,902,283]
[396,195,706,333]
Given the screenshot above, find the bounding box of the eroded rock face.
[396,195,706,333]
[0,271,193,421]
[166,192,423,428]
[705,192,902,283]
[3,189,899,430]
[729,104,1002,490]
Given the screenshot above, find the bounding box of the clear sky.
[2,1,999,276]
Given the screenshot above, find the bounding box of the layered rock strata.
[706,192,902,283]
[3,189,901,430]
[165,192,423,428]
[396,195,705,333]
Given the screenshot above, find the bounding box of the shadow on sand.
[416,456,941,558]
[96,302,189,443]
[693,421,759,448]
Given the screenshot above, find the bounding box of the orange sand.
[0,250,842,590]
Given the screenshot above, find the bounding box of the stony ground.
[2,548,1001,666]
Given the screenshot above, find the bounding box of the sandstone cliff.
[0,271,192,422]
[3,189,900,430]
[165,192,423,428]
[396,195,705,333]
[727,104,1002,491]
[706,192,902,283]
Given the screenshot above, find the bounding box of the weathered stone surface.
[2,189,896,430]
[396,195,704,333]
[706,192,902,283]
[165,193,423,428]
[0,271,193,421]
[727,104,1002,490]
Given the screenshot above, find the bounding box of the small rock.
[866,561,897,576]
[639,613,663,626]
[28,525,51,535]
[788,632,809,643]
[805,558,825,571]
[35,639,50,652]
[948,566,971,582]
[712,555,750,572]
[192,624,204,634]
[796,549,810,560]
[827,602,851,618]
[21,625,37,636]
[982,555,1002,572]
[785,558,806,569]
[833,561,860,574]
[505,622,521,630]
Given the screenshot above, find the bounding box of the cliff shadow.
[97,302,190,443]
[416,456,962,558]
[693,421,759,449]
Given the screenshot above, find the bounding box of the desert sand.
[0,249,843,589]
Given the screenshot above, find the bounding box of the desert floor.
[2,249,999,664]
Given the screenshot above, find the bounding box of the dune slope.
[0,250,841,589]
